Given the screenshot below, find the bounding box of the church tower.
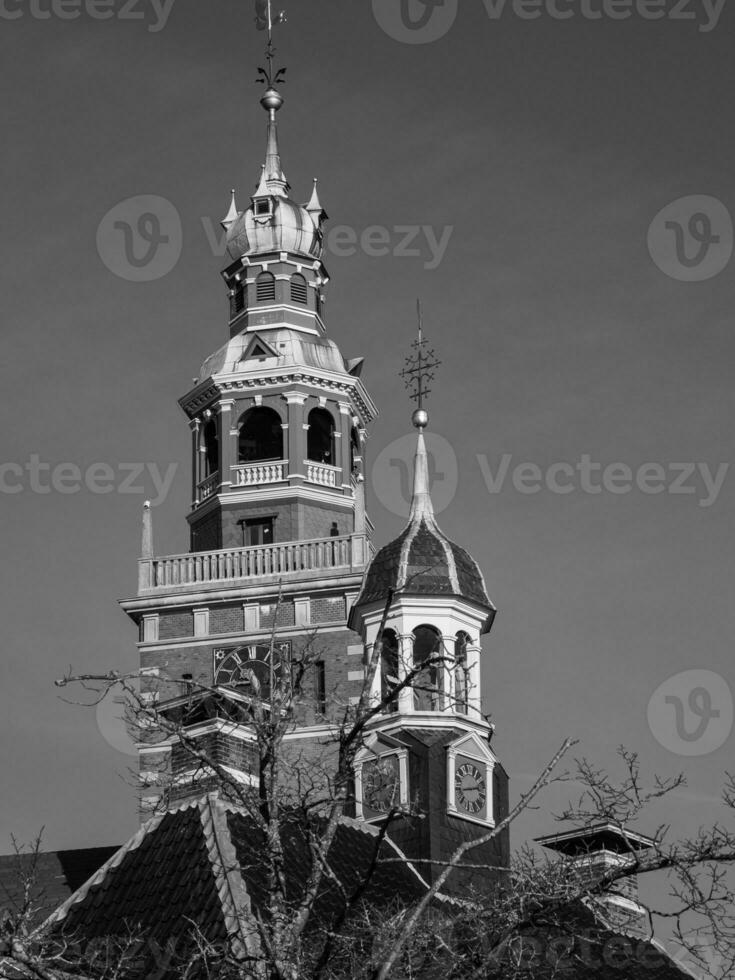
[120,18,509,893]
[120,44,377,812]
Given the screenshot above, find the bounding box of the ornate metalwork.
[399,301,441,412]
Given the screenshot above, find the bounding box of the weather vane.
[399,300,441,430]
[255,0,287,89]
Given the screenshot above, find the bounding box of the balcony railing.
[305,461,340,487]
[138,533,370,593]
[197,471,220,503]
[232,460,288,487]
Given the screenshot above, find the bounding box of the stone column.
[466,642,482,718]
[398,633,413,714]
[190,417,201,507]
[217,400,235,490]
[284,392,307,483]
[337,401,352,491]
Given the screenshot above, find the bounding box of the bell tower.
[121,23,377,813]
[348,327,510,894]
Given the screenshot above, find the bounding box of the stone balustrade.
[138,533,370,594]
[305,461,340,487]
[231,461,288,487]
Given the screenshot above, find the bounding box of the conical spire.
[306,178,328,230]
[220,189,239,231]
[259,88,289,196]
[408,427,435,523]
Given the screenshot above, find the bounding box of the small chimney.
[535,823,656,936]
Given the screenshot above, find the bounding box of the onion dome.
[224,87,324,262]
[355,421,495,631]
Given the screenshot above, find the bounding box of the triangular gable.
[354,731,410,766]
[240,334,279,361]
[447,731,497,765]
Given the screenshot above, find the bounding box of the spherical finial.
[260,87,284,112]
[412,408,429,429]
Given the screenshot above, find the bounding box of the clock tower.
[348,383,510,894]
[120,48,377,811]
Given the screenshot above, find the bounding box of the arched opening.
[380,629,400,713]
[238,407,283,463]
[256,271,276,303]
[412,625,442,711]
[455,631,471,715]
[307,408,335,465]
[202,418,219,477]
[290,273,308,304]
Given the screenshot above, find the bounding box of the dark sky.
[2,2,734,946]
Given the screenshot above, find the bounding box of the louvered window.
[290,274,308,305]
[256,272,276,303]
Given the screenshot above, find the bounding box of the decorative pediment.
[447,731,497,765]
[241,334,280,361]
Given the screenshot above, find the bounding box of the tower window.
[315,661,326,715]
[241,517,274,547]
[412,624,442,712]
[307,407,335,465]
[238,407,283,463]
[230,284,245,319]
[256,271,276,303]
[290,273,308,305]
[255,199,272,216]
[202,419,219,477]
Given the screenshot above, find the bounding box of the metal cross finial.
[399,300,441,426]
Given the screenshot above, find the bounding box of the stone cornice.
[180,369,377,426]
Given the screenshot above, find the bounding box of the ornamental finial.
[254,0,287,93]
[399,300,441,430]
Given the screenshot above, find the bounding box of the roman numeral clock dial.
[454,762,487,816]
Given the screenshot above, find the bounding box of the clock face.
[214,642,291,700]
[362,755,400,814]
[454,761,487,815]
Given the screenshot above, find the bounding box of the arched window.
[307,408,335,465]
[290,273,308,304]
[238,407,283,463]
[256,271,276,303]
[412,625,442,711]
[380,629,400,713]
[455,632,471,715]
[202,418,219,477]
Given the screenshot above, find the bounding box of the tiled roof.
[41,795,430,968]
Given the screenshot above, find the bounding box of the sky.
[1,0,735,958]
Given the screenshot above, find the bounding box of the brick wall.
[210,605,244,635]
